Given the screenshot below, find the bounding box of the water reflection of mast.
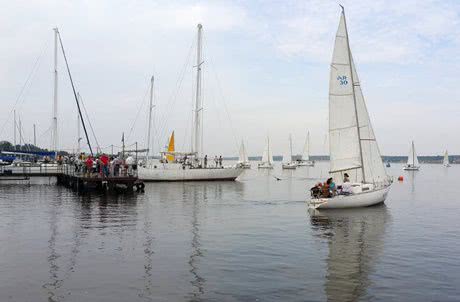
[310,206,390,302]
[43,199,63,302]
[187,185,206,300]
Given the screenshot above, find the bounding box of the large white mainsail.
[329,9,388,185]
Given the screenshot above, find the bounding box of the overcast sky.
[1,0,459,156]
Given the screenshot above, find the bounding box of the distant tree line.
[0,141,68,156]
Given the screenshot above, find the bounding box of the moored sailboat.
[138,24,243,181]
[282,134,297,169]
[309,7,391,209]
[403,141,420,171]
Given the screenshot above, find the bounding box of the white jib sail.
[329,11,388,185]
[301,131,310,161]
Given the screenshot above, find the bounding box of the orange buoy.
[398,176,404,181]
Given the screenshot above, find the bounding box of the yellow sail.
[166,131,175,162]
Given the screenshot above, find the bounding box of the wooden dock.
[0,164,145,193]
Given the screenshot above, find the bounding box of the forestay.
[329,11,388,185]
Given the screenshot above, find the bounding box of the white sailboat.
[403,141,420,171]
[282,134,297,169]
[237,141,251,169]
[443,150,450,167]
[297,131,314,166]
[309,7,391,209]
[138,24,243,181]
[258,136,274,169]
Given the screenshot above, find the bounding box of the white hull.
[403,165,420,171]
[282,163,297,169]
[258,163,273,169]
[138,163,243,181]
[309,186,390,209]
[444,164,451,167]
[297,160,314,167]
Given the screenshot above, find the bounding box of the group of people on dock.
[310,173,353,198]
[69,153,137,178]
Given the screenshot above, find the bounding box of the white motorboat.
[308,7,392,209]
[443,150,450,167]
[297,131,314,166]
[258,136,274,169]
[138,24,243,181]
[237,140,251,169]
[403,141,420,170]
[282,134,297,169]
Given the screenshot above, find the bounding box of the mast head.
[339,4,344,12]
[197,23,203,29]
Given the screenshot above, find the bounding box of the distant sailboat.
[237,140,251,169]
[443,150,450,167]
[282,134,297,169]
[297,131,314,166]
[258,136,274,169]
[309,7,391,209]
[403,141,420,171]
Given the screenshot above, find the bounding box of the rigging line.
[155,38,195,149]
[57,30,94,156]
[78,94,100,152]
[127,83,150,142]
[206,47,239,156]
[0,39,49,137]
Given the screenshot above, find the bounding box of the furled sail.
[329,10,388,185]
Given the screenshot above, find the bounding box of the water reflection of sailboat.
[310,205,390,302]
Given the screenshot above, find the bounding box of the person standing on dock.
[85,156,93,177]
[214,156,218,168]
[219,155,223,168]
[126,155,135,177]
[100,154,109,177]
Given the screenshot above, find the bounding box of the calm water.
[1,162,460,301]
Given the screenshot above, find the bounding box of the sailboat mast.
[341,6,366,183]
[146,76,154,161]
[289,134,293,162]
[412,141,415,166]
[13,110,16,147]
[52,28,59,159]
[193,24,203,161]
[33,124,36,146]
